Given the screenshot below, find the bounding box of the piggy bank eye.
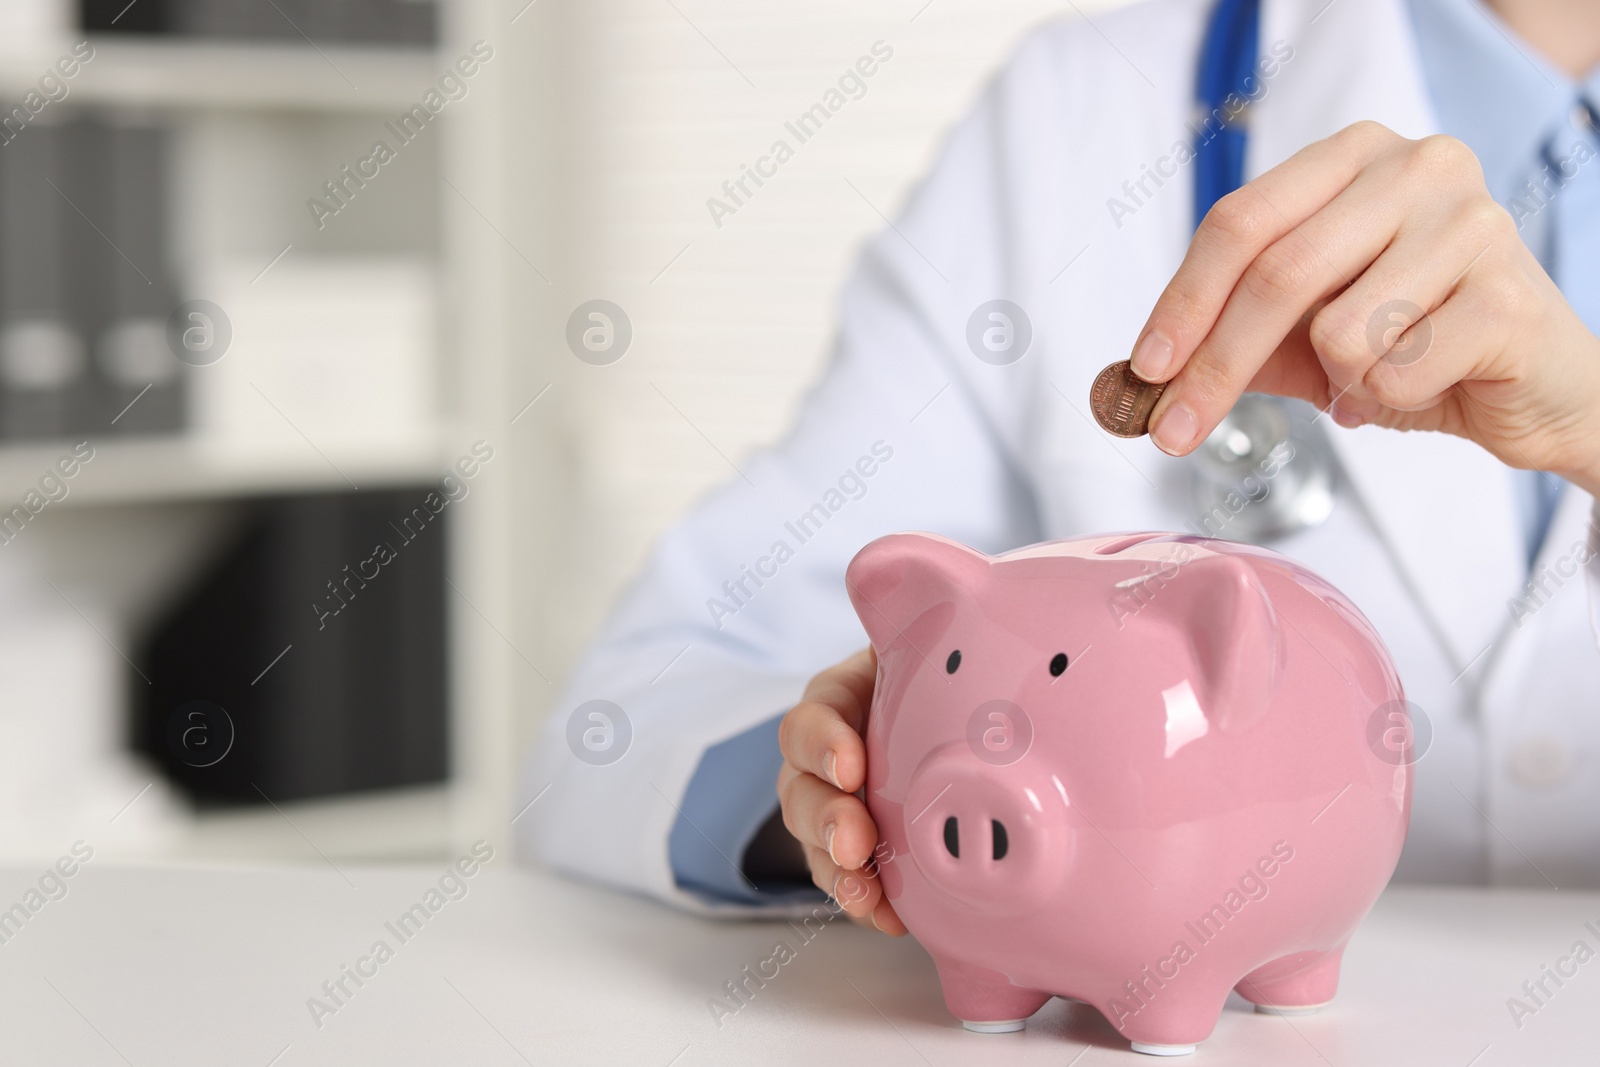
[1049,652,1069,677]
[946,650,961,674]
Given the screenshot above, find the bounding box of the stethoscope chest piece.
[1189,394,1337,543]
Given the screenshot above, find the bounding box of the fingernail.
[824,820,839,865]
[1130,331,1173,381]
[870,908,883,932]
[1151,402,1197,455]
[823,750,839,789]
[1331,398,1363,428]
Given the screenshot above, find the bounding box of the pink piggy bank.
[845,531,1411,1056]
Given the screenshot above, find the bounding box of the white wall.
[503,0,1129,736]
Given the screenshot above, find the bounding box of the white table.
[1,860,1595,1065]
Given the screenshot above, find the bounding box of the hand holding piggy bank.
[844,531,1411,1055]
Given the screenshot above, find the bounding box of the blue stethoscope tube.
[1194,0,1260,225]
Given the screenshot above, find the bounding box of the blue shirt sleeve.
[668,711,823,905]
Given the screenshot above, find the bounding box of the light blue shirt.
[670,0,1600,903]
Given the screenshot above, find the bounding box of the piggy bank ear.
[846,533,989,653]
[1147,554,1284,734]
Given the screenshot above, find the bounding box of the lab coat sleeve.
[514,29,1075,915]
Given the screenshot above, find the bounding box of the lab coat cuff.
[517,664,830,920]
[668,710,822,907]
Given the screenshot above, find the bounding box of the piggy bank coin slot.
[1094,533,1162,555]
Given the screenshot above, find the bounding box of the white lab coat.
[518,0,1600,913]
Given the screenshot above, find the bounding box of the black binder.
[98,118,184,436]
[0,121,90,441]
[81,0,438,46]
[136,487,450,805]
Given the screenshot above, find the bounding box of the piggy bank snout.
[902,745,1070,914]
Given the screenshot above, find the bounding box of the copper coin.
[1091,360,1166,438]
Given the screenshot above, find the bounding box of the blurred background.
[0,0,1099,866]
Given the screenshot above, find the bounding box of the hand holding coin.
[1117,122,1600,499]
[1091,360,1167,438]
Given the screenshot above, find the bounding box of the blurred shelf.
[168,784,452,864]
[0,433,450,506]
[0,37,442,113]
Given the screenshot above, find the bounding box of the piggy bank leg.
[1235,945,1345,1015]
[933,957,1051,1033]
[1113,980,1231,1056]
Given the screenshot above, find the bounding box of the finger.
[780,652,875,792]
[1146,160,1416,453]
[869,895,908,936]
[1340,281,1524,421]
[802,844,908,935]
[798,647,876,733]
[1312,202,1520,418]
[1237,311,1336,409]
[779,771,879,868]
[779,700,867,792]
[803,843,880,920]
[856,846,908,935]
[1129,121,1399,386]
